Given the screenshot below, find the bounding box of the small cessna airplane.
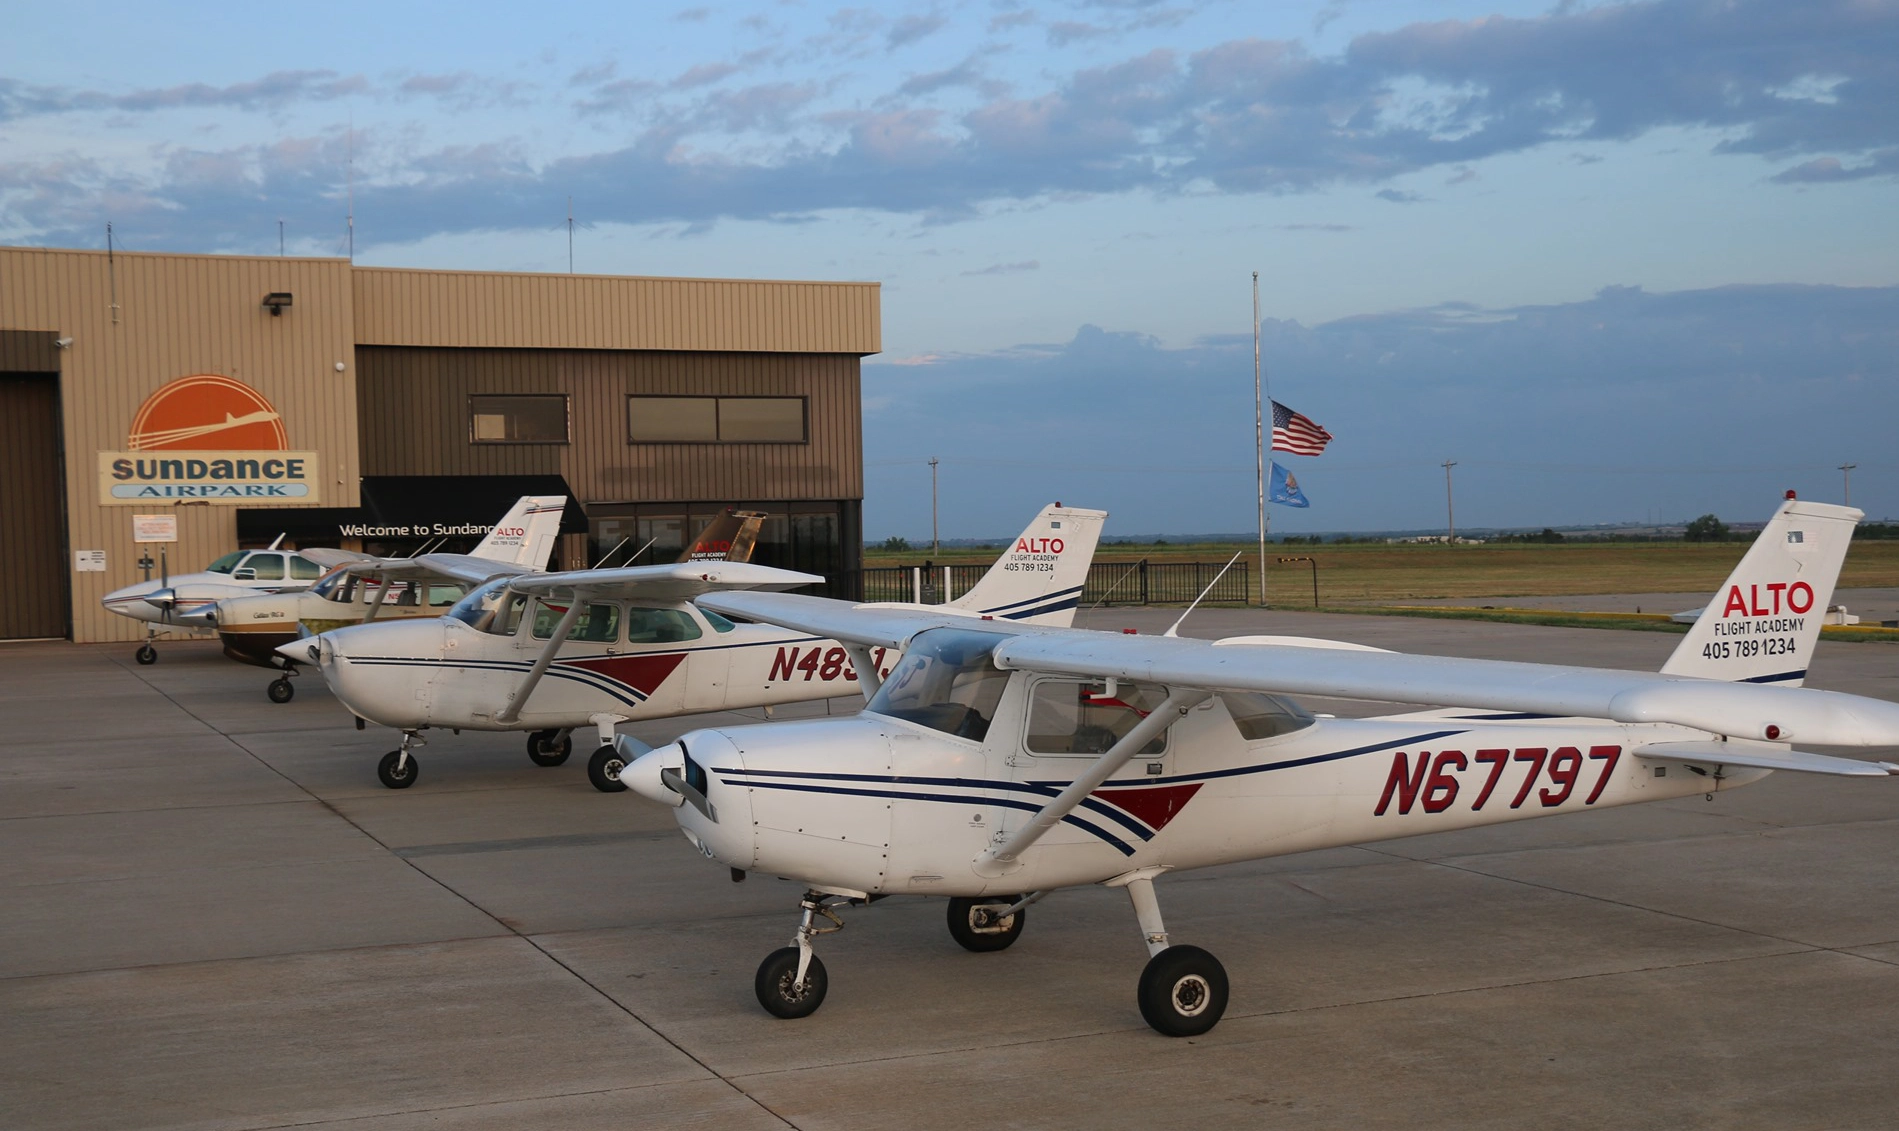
[614,493,1899,1037]
[102,534,353,664]
[287,504,1107,791]
[210,495,572,702]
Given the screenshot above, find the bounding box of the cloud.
[887,14,947,49]
[1278,222,1355,231]
[960,260,1040,275]
[1375,188,1425,203]
[861,283,1899,536]
[9,0,1899,251]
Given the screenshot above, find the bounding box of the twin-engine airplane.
[210,495,571,702]
[615,494,1899,1037]
[287,504,1107,791]
[103,535,350,664]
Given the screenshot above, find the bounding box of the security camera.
[53,337,73,349]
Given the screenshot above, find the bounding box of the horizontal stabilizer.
[1636,740,1899,777]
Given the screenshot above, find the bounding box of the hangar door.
[0,372,68,638]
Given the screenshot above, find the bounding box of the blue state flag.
[1269,461,1310,508]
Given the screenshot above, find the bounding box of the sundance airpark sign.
[99,375,321,504]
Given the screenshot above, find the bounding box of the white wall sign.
[75,550,107,572]
[132,514,179,543]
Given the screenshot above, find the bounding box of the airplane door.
[512,599,624,723]
[1011,677,1182,855]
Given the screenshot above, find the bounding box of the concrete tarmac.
[4,610,1898,1130]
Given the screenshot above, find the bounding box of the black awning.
[238,475,587,543]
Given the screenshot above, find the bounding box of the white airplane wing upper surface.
[512,561,823,602]
[300,547,376,570]
[698,590,1899,749]
[336,553,540,587]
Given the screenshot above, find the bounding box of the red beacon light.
[1786,490,1797,499]
[1122,628,1139,634]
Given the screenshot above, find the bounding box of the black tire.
[946,896,1026,952]
[377,750,419,790]
[755,947,828,1019]
[588,744,629,793]
[1137,945,1228,1037]
[526,730,571,767]
[267,678,295,704]
[135,644,158,665]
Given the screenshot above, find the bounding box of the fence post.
[912,567,921,604]
[1139,558,1149,605]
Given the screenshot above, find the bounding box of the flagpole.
[1253,271,1268,607]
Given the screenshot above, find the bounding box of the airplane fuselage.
[314,611,893,730]
[661,698,1762,898]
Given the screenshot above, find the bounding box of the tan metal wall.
[353,268,880,354]
[357,348,863,503]
[0,247,362,643]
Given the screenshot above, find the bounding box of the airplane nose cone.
[276,633,324,667]
[623,742,687,807]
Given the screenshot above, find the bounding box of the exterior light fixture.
[262,292,294,315]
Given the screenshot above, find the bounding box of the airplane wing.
[510,561,823,602]
[299,547,376,570]
[697,590,1899,749]
[699,591,1020,649]
[334,553,540,587]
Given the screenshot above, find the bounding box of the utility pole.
[929,457,940,555]
[1840,462,1858,506]
[1441,460,1458,542]
[1253,271,1267,607]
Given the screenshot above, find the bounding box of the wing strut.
[843,643,884,698]
[975,687,1210,876]
[362,574,394,623]
[495,595,586,725]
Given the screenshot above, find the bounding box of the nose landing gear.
[266,665,298,703]
[755,891,848,1019]
[377,730,426,789]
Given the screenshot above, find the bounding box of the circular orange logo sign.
[128,375,287,451]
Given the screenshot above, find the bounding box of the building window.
[628,396,806,444]
[470,394,569,444]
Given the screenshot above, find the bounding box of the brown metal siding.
[0,374,68,638]
[351,268,880,355]
[0,247,362,643]
[357,348,862,503]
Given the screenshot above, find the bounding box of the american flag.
[1271,400,1333,456]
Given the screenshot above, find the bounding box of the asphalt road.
[4,609,1897,1130]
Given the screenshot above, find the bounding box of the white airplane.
[286,504,1108,791]
[209,495,572,702]
[103,535,347,664]
[101,496,564,666]
[614,493,1899,1036]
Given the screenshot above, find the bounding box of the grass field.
[866,539,1899,603]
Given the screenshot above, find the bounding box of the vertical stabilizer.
[1660,496,1861,685]
[678,510,769,563]
[471,496,567,569]
[945,504,1108,627]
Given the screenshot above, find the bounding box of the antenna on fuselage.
[1163,551,1244,638]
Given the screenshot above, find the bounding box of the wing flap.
[1635,741,1899,777]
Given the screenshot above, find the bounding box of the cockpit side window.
[865,628,1011,741]
[289,555,323,580]
[1025,680,1169,757]
[531,600,621,642]
[244,554,285,580]
[1219,691,1314,742]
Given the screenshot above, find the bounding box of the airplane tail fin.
[471,496,567,569]
[1660,495,1861,686]
[944,504,1108,627]
[676,509,769,564]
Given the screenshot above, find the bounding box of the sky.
[3,1,1896,538]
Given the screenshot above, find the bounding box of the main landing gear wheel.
[135,643,158,665]
[588,744,628,793]
[1137,945,1228,1037]
[526,729,572,767]
[755,947,828,1019]
[377,749,419,789]
[946,896,1026,952]
[267,677,295,704]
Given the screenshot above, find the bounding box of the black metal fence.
[842,559,1252,606]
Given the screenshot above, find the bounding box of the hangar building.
[0,247,880,643]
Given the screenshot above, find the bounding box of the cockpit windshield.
[310,569,353,601]
[205,551,246,574]
[445,578,515,630]
[864,628,1012,741]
